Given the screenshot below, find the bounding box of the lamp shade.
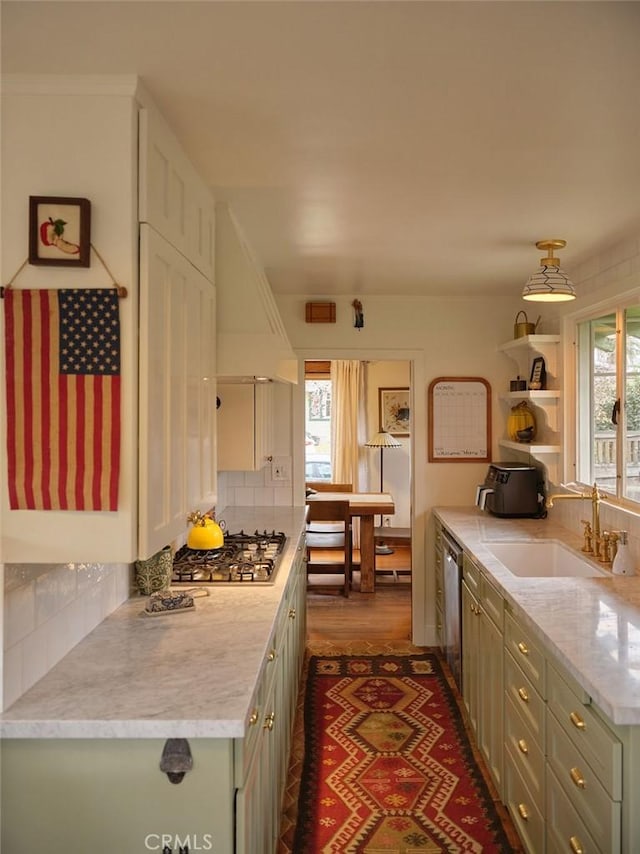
[522,239,576,302]
[365,430,402,449]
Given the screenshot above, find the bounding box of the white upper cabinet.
[138,107,215,281]
[216,382,274,472]
[138,103,217,559]
[138,226,217,558]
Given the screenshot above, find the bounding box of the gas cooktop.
[172,530,286,585]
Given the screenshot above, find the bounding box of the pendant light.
[522,239,576,302]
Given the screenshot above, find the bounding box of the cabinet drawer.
[504,609,546,698]
[505,650,545,745]
[463,553,480,595]
[547,662,621,800]
[546,712,621,853]
[481,574,503,631]
[504,752,545,854]
[546,765,605,854]
[505,693,545,813]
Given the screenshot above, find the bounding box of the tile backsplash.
[3,562,130,709]
[218,457,293,513]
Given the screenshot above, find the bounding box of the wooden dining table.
[306,492,395,593]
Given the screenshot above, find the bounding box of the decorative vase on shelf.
[507,400,536,442]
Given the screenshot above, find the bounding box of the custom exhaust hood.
[215,204,297,384]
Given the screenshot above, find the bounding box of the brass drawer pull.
[569,710,586,730]
[267,649,277,662]
[570,766,586,789]
[517,687,529,703]
[288,608,296,619]
[569,836,584,854]
[517,738,529,755]
[249,709,259,726]
[517,803,529,821]
[517,641,529,656]
[263,712,275,731]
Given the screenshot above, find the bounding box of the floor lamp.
[365,430,402,555]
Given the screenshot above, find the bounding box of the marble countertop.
[435,507,640,726]
[0,506,308,740]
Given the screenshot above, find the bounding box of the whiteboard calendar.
[428,377,491,462]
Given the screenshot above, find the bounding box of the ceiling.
[3,1,640,298]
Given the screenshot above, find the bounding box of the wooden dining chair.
[305,500,352,597]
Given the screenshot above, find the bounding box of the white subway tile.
[5,581,36,648]
[35,565,78,625]
[21,622,49,694]
[254,487,274,505]
[234,487,256,506]
[3,642,22,710]
[245,469,266,487]
[274,487,293,506]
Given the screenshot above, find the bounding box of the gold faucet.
[546,484,604,559]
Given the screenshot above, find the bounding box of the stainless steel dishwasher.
[442,528,464,691]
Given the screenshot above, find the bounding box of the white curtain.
[330,360,367,547]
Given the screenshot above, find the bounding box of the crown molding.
[1,74,140,97]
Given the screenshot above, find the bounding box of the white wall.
[365,361,411,529]
[1,78,139,708]
[1,80,139,563]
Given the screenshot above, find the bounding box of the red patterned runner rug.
[293,653,512,853]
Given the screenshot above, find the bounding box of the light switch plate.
[271,456,291,482]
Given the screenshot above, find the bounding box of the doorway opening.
[303,358,412,589]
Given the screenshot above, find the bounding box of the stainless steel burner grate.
[172,530,286,584]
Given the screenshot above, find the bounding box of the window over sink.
[576,303,640,504]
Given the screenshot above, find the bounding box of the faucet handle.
[581,519,593,554]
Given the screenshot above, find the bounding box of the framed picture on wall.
[28,196,91,267]
[379,387,410,436]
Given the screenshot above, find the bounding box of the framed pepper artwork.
[379,387,411,436]
[29,196,91,267]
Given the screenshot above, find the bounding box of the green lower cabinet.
[2,738,235,853]
[2,543,308,854]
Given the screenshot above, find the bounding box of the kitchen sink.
[482,540,608,578]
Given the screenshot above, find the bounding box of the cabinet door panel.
[461,580,480,732]
[139,108,215,280]
[217,384,256,470]
[139,225,216,558]
[478,612,503,793]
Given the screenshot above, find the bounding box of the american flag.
[4,288,121,511]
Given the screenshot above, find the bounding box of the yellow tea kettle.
[187,510,225,550]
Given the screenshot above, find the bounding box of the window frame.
[567,293,640,508]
